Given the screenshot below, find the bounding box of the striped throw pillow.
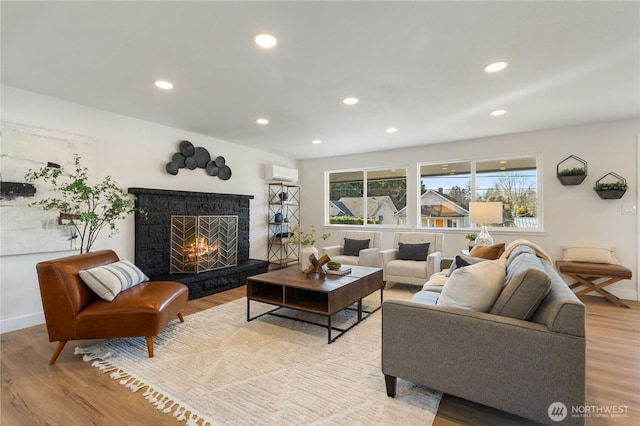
[79,260,149,301]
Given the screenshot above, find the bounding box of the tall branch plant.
[24,154,139,253]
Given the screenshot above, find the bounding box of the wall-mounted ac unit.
[265,165,298,182]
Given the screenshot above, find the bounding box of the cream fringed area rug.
[76,292,442,425]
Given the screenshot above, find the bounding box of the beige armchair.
[321,231,382,267]
[380,232,444,286]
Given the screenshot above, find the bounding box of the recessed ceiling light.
[386,128,398,133]
[490,109,507,116]
[342,97,359,105]
[256,118,269,125]
[312,139,322,144]
[484,61,509,73]
[254,33,277,48]
[154,80,173,90]
[499,160,507,164]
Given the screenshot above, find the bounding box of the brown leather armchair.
[36,250,188,364]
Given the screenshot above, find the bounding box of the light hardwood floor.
[2,286,638,425]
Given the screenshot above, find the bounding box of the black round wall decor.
[194,147,211,168]
[218,165,232,180]
[172,152,186,168]
[166,141,232,180]
[166,162,179,175]
[179,140,195,157]
[206,161,218,176]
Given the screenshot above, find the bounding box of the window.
[419,155,540,229]
[327,168,407,226]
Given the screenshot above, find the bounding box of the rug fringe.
[76,346,215,425]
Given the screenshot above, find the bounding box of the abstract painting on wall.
[0,122,96,256]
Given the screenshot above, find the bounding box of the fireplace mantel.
[128,187,268,299]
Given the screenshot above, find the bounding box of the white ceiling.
[2,1,638,160]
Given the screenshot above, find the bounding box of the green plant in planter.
[465,232,479,241]
[326,260,342,270]
[558,167,586,177]
[594,181,628,191]
[24,154,141,253]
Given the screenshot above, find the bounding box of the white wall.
[0,85,297,332]
[300,118,639,302]
[2,85,637,332]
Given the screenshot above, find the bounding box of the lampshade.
[469,202,503,225]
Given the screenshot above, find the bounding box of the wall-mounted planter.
[556,155,587,185]
[594,172,627,199]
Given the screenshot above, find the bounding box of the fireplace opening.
[170,215,238,274]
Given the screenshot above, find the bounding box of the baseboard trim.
[1,312,45,334]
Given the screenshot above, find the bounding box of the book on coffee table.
[325,266,352,275]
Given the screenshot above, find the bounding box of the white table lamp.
[469,202,503,246]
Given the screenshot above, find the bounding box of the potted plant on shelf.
[24,154,141,253]
[289,224,330,271]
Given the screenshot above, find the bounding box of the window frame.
[325,166,409,228]
[417,153,543,232]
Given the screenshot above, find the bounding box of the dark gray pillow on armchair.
[343,238,370,256]
[398,242,430,261]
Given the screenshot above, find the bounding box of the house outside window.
[327,168,407,226]
[418,155,540,230]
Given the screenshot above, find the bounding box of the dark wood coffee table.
[246,265,383,343]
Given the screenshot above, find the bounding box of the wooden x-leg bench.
[556,261,632,308]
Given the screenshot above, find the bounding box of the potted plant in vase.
[24,154,141,253]
[289,224,330,271]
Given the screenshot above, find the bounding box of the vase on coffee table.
[300,245,318,271]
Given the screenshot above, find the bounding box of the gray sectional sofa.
[382,241,586,425]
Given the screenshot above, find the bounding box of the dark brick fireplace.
[128,188,268,300]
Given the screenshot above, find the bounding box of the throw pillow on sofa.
[343,238,370,256]
[490,264,551,320]
[79,259,149,301]
[436,258,506,312]
[398,242,430,261]
[469,242,506,260]
[446,253,488,277]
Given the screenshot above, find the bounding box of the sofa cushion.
[436,259,506,312]
[469,243,506,260]
[398,242,430,261]
[386,259,429,279]
[505,245,538,269]
[491,253,551,320]
[343,238,370,256]
[79,259,149,301]
[410,289,441,305]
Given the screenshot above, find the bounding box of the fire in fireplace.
[170,215,238,274]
